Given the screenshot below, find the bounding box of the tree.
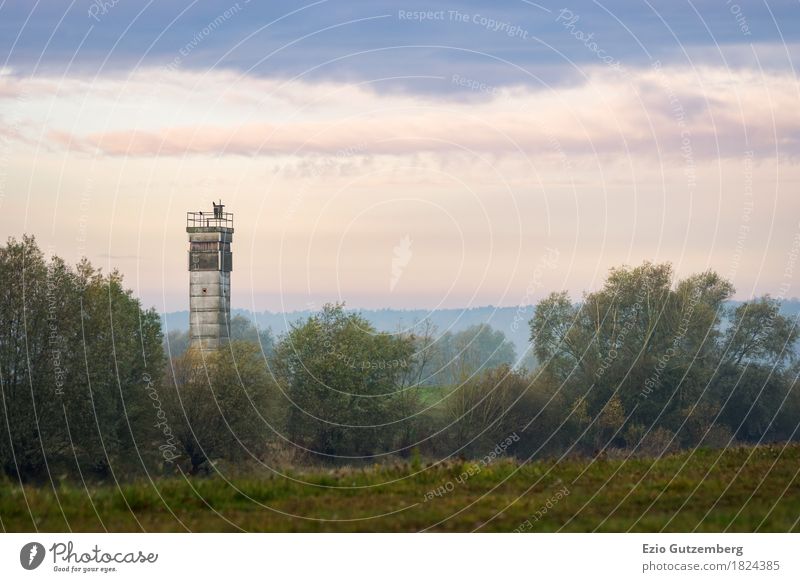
[722,297,798,369]
[273,303,416,458]
[0,236,74,479]
[68,259,165,476]
[712,297,799,441]
[594,394,625,450]
[0,236,164,480]
[164,313,274,359]
[165,329,190,358]
[164,341,276,473]
[395,318,438,456]
[444,364,528,456]
[431,324,517,386]
[530,290,581,383]
[527,262,769,455]
[229,314,275,358]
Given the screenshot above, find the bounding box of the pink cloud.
[9,65,798,161]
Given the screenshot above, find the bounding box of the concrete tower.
[187,201,233,351]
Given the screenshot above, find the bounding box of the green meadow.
[3,444,798,533]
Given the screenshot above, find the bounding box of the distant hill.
[162,305,537,357]
[161,299,800,359]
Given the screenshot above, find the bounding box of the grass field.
[2,444,799,532]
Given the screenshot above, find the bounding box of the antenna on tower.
[212,199,224,219]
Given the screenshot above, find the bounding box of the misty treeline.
[2,236,799,482]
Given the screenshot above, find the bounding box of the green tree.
[714,298,798,441]
[529,262,744,454]
[432,323,517,386]
[164,341,276,473]
[273,303,415,458]
[722,297,798,368]
[229,314,275,357]
[67,259,165,476]
[444,364,528,456]
[164,314,274,359]
[0,236,164,480]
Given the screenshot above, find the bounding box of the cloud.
[32,65,800,161]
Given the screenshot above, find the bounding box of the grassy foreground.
[2,444,799,532]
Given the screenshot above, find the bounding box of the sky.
[1,0,799,313]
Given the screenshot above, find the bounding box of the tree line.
[1,236,798,481]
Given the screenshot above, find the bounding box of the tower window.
[190,241,230,252]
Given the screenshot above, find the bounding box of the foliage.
[162,341,277,473]
[165,314,274,359]
[272,303,416,458]
[530,261,799,455]
[427,323,517,386]
[0,236,164,481]
[4,236,799,486]
[443,364,528,456]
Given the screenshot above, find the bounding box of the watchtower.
[186,201,233,351]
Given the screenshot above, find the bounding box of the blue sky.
[2,1,799,312]
[4,1,798,82]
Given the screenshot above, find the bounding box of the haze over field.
[162,300,800,360]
